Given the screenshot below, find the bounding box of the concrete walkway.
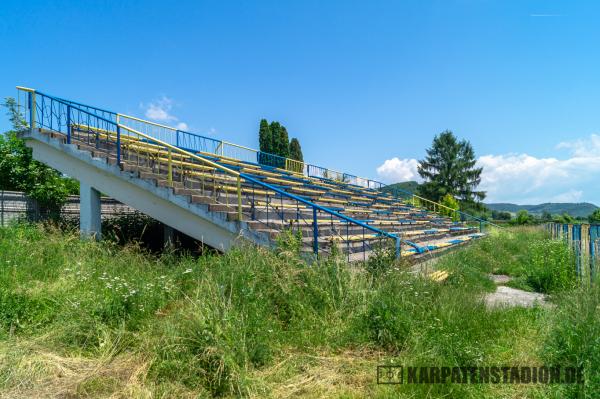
[484,274,549,308]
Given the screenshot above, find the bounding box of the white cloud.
[376,134,600,204]
[143,97,176,121]
[557,134,600,158]
[376,158,421,182]
[175,122,189,131]
[141,96,189,130]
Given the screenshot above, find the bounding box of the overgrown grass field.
[0,225,597,398]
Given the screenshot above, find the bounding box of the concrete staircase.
[16,87,486,262]
[21,126,481,262]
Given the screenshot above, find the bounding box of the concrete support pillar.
[80,182,102,240]
[164,224,175,247]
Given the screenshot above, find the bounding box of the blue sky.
[1,0,600,205]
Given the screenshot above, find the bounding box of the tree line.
[258,119,303,171]
[501,209,600,225]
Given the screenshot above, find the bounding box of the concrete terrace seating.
[18,87,486,262]
[57,125,481,260]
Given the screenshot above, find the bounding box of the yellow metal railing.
[285,158,304,174]
[16,86,36,129]
[90,121,470,226]
[22,84,475,225]
[409,194,459,221]
[117,112,351,179]
[72,122,245,221]
[118,124,245,221]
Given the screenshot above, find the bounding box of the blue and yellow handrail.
[17,86,425,257]
[17,86,495,233]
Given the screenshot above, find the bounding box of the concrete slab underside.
[22,130,270,251]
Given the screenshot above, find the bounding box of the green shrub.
[274,227,303,256]
[440,193,460,221]
[525,239,576,294]
[513,210,533,225]
[543,284,600,398]
[364,240,397,281]
[0,290,57,336]
[365,286,413,350]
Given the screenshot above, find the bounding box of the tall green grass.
[0,224,595,398]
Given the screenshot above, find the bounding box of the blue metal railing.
[28,90,122,165]
[237,172,408,250]
[27,90,386,190]
[176,130,222,154]
[21,88,426,259]
[21,87,489,258]
[48,95,117,123]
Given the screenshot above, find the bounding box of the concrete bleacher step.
[40,126,486,261]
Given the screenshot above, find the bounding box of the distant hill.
[486,203,599,218]
[380,183,597,218]
[381,181,420,196]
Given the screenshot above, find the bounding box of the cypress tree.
[258,120,301,169]
[269,122,281,155]
[258,119,271,153]
[279,126,290,158]
[289,138,303,162]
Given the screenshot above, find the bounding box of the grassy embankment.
[0,224,598,398]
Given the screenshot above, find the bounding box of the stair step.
[36,130,485,262]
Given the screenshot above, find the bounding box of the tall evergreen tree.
[417,130,485,203]
[278,126,290,158]
[289,138,304,162]
[258,119,271,153]
[269,121,282,155]
[258,119,304,169]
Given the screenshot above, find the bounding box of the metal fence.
[546,223,600,283]
[0,190,135,226]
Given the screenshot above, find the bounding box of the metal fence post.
[167,149,173,187]
[66,105,71,144]
[395,236,401,259]
[313,206,319,256]
[0,190,4,227]
[29,91,36,130]
[116,124,121,166]
[236,176,242,221]
[574,224,581,278]
[590,232,595,284]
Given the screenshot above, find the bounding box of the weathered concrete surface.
[80,183,102,240]
[484,274,551,308]
[489,274,512,285]
[20,129,271,251]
